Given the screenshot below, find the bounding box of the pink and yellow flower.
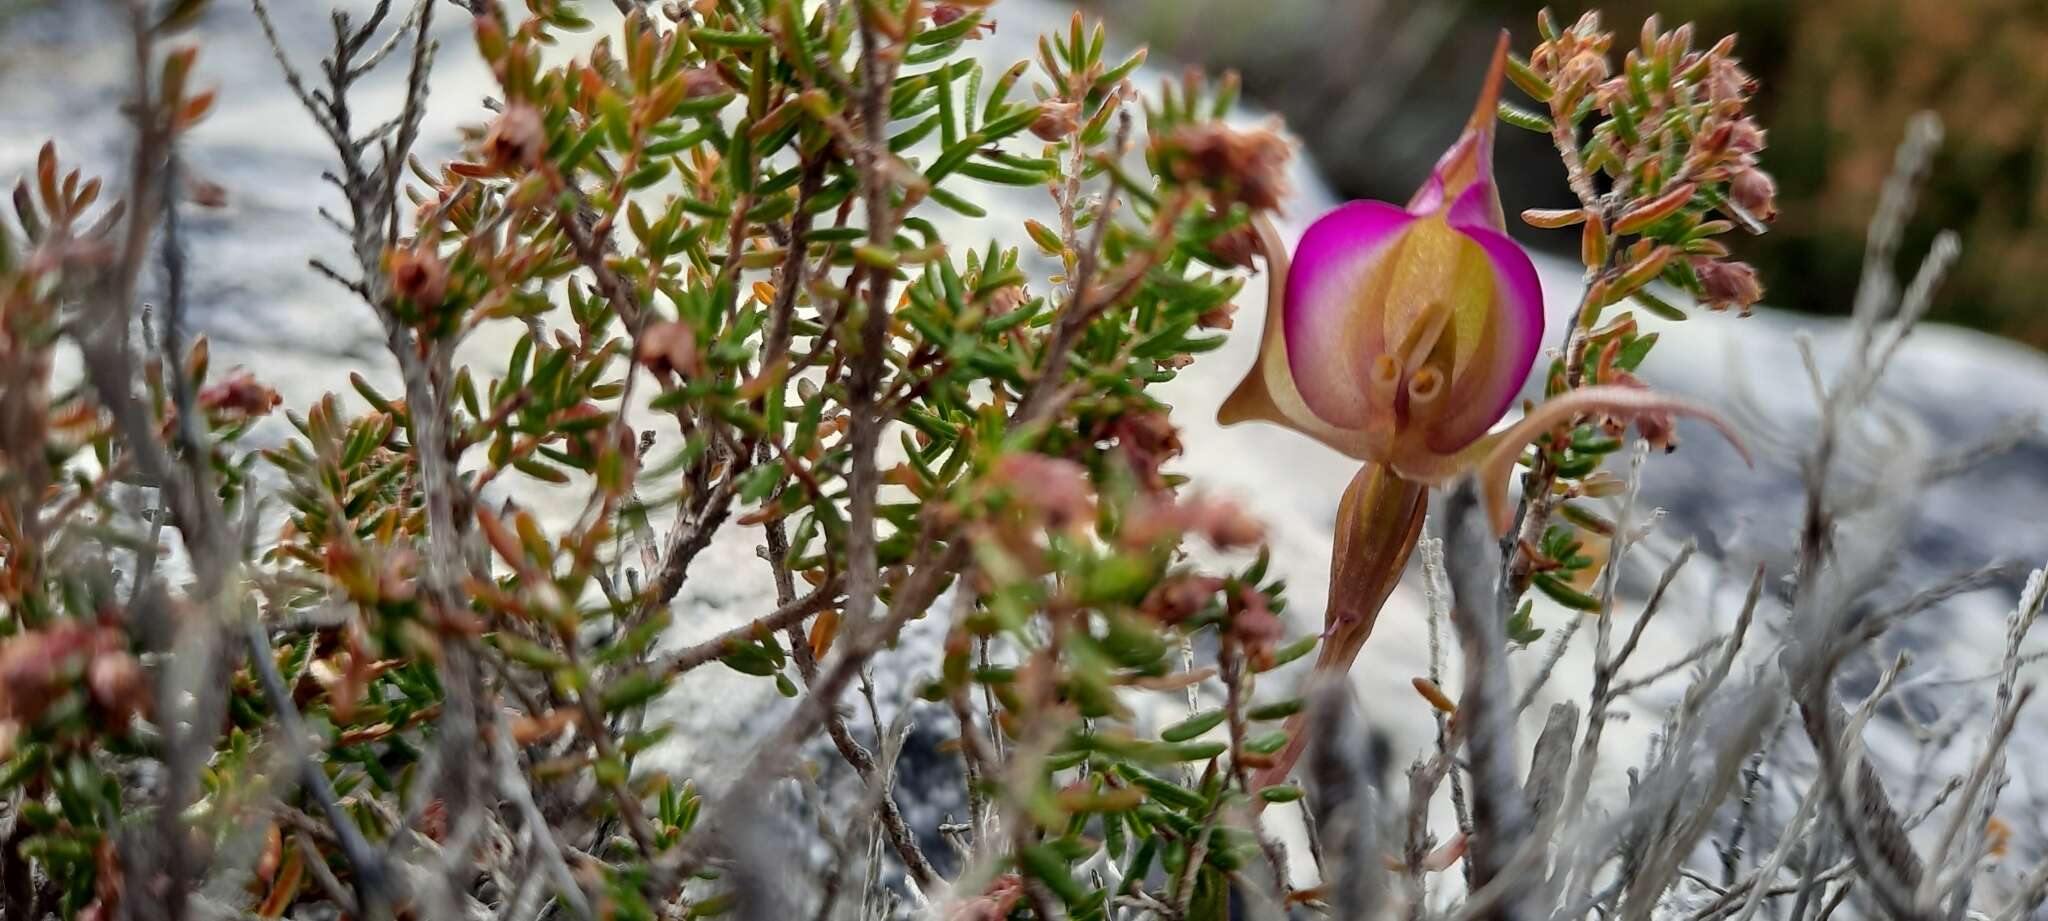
[1222,37,1542,488]
[1223,33,1740,534]
[1227,34,1745,790]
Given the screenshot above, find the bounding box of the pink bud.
[1227,587,1285,666]
[1728,168,1777,222]
[1029,100,1080,142]
[1694,258,1763,314]
[1141,575,1225,625]
[1159,124,1293,213]
[1727,118,1767,155]
[635,321,700,377]
[991,453,1093,528]
[391,246,450,309]
[88,652,148,725]
[198,371,283,416]
[680,67,726,100]
[484,104,546,171]
[1204,222,1261,269]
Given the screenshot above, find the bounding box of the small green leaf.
[1245,730,1289,755]
[1158,741,1227,763]
[692,28,772,49]
[1246,698,1302,721]
[599,670,669,713]
[1160,709,1226,743]
[1632,289,1689,322]
[1533,573,1604,612]
[1018,844,1085,904]
[1497,102,1554,134]
[1258,635,1316,672]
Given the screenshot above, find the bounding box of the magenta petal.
[1421,224,1544,454]
[1406,132,1490,219]
[1283,200,1418,430]
[1442,175,1505,236]
[1404,140,1459,215]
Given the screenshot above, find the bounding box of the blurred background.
[4,0,2043,344]
[1086,0,2048,349]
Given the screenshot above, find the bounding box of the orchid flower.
[1226,34,1746,790]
